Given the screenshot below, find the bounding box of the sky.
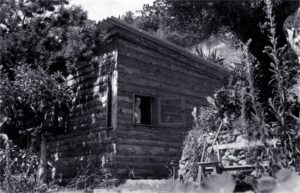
[70,0,155,21]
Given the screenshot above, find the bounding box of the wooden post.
[198,166,202,185]
[197,139,208,184]
[37,134,47,187]
[173,165,176,184]
[212,165,217,174]
[216,141,220,162]
[170,160,176,184]
[211,122,223,148]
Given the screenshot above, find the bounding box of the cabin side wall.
[114,29,226,178]
[46,44,118,184]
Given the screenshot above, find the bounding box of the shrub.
[0,142,40,192]
[179,0,300,182]
[67,161,116,191]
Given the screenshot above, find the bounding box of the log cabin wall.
[103,18,228,178]
[46,41,118,184]
[47,17,227,182]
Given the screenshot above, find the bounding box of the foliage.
[0,142,40,192]
[0,65,71,137]
[0,133,10,191]
[256,0,300,173]
[0,0,104,189]
[179,106,220,181]
[124,0,298,46]
[0,0,101,74]
[125,0,299,102]
[0,0,103,139]
[195,48,225,66]
[122,11,135,25]
[67,162,115,191]
[180,0,300,181]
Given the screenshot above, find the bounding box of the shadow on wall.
[48,50,118,185]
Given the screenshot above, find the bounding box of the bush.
[67,161,116,191]
[0,143,40,192]
[179,106,221,182]
[179,0,300,182]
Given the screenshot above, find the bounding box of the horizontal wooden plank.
[72,84,107,99]
[70,100,107,114]
[113,160,167,168]
[119,72,212,100]
[223,163,269,171]
[69,105,103,117]
[213,141,264,150]
[117,144,181,156]
[119,89,207,105]
[115,154,181,163]
[69,113,106,127]
[68,69,109,87]
[118,80,208,101]
[54,144,114,158]
[116,125,187,136]
[47,135,112,149]
[69,106,106,118]
[71,82,108,98]
[47,128,112,144]
[68,62,111,82]
[118,53,219,94]
[198,163,269,172]
[117,138,182,149]
[117,34,225,79]
[68,122,106,131]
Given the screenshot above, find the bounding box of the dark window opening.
[133,95,154,126]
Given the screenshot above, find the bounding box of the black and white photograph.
[1,0,300,192]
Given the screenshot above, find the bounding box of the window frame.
[132,94,156,127]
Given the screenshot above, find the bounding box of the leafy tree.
[180,0,300,179]
[125,0,299,102]
[122,11,135,25]
[0,0,103,187]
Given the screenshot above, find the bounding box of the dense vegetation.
[0,0,300,192]
[0,0,103,191]
[179,0,300,185]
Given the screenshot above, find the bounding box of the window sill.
[133,123,155,128]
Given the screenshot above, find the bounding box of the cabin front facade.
[47,17,227,183]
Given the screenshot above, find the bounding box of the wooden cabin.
[47,17,228,183]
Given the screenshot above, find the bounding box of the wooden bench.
[196,140,269,184]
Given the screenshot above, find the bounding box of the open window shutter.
[157,97,185,126]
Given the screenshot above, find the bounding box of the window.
[157,97,185,126]
[133,95,155,126]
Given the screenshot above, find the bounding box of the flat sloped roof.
[98,17,228,75]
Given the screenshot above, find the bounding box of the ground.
[57,179,176,193]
